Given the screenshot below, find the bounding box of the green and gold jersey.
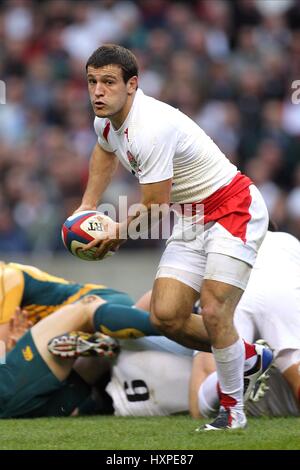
[0,262,131,325]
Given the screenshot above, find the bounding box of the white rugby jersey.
[234,231,300,358]
[106,337,192,417]
[107,346,299,418]
[94,89,237,203]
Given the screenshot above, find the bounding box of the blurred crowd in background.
[0,0,300,254]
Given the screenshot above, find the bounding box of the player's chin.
[94,109,109,118]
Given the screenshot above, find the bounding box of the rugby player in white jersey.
[48,231,299,418]
[74,44,271,430]
[8,231,296,420]
[190,231,300,422]
[94,231,300,419]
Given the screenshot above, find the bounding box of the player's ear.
[127,76,138,95]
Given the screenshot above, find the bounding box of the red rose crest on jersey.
[127,150,140,173]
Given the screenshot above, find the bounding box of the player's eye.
[88,79,96,84]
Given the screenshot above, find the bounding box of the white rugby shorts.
[156,184,269,291]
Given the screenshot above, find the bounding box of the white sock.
[212,338,244,412]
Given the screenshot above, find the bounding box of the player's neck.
[110,92,136,130]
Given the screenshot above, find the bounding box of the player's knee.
[76,295,106,329]
[201,304,222,331]
[150,308,184,336]
[78,295,105,314]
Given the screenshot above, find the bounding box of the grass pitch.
[0,415,299,450]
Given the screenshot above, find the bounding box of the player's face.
[87,65,137,125]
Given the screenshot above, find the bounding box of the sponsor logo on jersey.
[22,345,34,361]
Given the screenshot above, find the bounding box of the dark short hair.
[86,44,138,83]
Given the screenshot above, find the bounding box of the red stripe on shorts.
[180,173,253,243]
[204,186,252,243]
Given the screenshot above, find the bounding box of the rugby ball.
[62,211,116,261]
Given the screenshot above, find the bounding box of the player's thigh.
[33,294,104,343]
[135,290,152,311]
[151,277,199,322]
[153,236,207,319]
[0,330,62,418]
[26,370,92,418]
[32,295,105,380]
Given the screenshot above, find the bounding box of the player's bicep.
[91,143,118,174]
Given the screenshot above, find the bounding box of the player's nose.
[94,82,105,97]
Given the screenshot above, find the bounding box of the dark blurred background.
[0,0,300,257]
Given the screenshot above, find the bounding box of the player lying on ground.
[102,339,300,418]
[49,232,300,418]
[0,284,270,418]
[1,295,296,420]
[0,299,265,419]
[0,261,160,349]
[189,230,300,423]
[2,232,291,419]
[0,294,125,418]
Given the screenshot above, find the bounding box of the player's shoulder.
[7,261,26,272]
[136,89,178,121]
[132,90,180,146]
[2,262,24,282]
[94,116,110,136]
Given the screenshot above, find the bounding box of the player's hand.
[82,221,126,259]
[7,307,33,351]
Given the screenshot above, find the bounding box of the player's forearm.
[118,202,169,240]
[118,180,172,239]
[79,144,118,210]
